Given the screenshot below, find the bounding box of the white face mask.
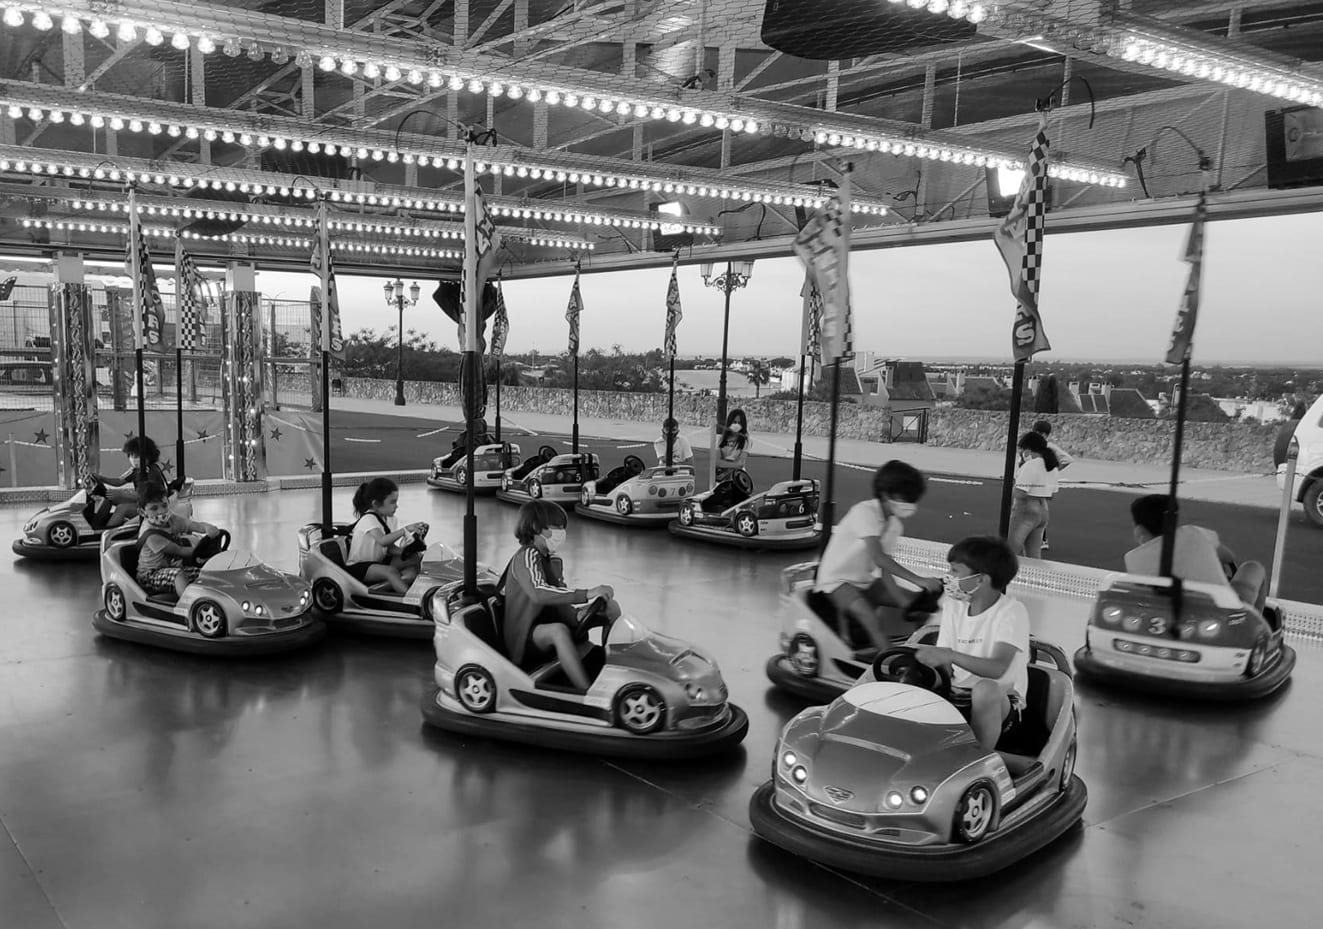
[943,573,981,602]
[729,423,742,434]
[888,500,917,519]
[144,508,173,528]
[545,528,567,553]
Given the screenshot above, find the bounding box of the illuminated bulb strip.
[50,198,595,250]
[1110,33,1323,107]
[0,89,885,209]
[18,218,465,258]
[0,2,1079,192]
[0,147,721,232]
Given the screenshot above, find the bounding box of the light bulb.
[88,19,109,38]
[32,11,53,30]
[247,42,263,62]
[61,15,81,35]
[319,55,336,71]
[116,22,136,42]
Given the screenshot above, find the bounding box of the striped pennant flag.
[127,227,165,350]
[308,211,345,360]
[174,239,206,351]
[566,268,582,355]
[993,113,1053,363]
[1166,194,1207,365]
[663,252,682,359]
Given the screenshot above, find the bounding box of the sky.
[256,210,1323,366]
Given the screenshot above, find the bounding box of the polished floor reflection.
[1,484,1319,929]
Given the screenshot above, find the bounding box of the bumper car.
[427,442,519,495]
[766,562,1072,702]
[575,455,696,527]
[93,525,325,656]
[422,588,749,759]
[297,523,498,638]
[1074,574,1295,701]
[14,479,194,562]
[496,446,598,509]
[750,646,1086,882]
[669,471,822,551]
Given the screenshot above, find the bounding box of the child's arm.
[514,548,594,607]
[95,468,134,488]
[921,642,1019,680]
[864,536,941,597]
[145,534,194,559]
[184,518,221,537]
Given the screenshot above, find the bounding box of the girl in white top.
[347,477,428,594]
[1007,431,1059,560]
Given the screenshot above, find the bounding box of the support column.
[63,26,85,87]
[221,264,263,481]
[50,254,98,489]
[191,49,210,164]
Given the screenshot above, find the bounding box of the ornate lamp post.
[700,260,754,427]
[384,279,420,406]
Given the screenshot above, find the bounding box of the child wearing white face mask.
[814,460,944,651]
[715,408,750,481]
[915,536,1032,752]
[502,500,619,692]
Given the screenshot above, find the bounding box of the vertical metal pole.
[316,195,333,530]
[268,299,278,410]
[494,357,502,441]
[717,264,732,427]
[394,294,406,405]
[127,184,147,485]
[1160,358,1193,578]
[820,362,843,549]
[793,351,807,481]
[1269,449,1298,600]
[998,361,1027,538]
[463,140,479,596]
[666,356,675,467]
[175,346,185,477]
[572,353,580,453]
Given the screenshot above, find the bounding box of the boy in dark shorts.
[135,482,222,598]
[916,537,1033,752]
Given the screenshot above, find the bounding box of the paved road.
[321,410,1322,604]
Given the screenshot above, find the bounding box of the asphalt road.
[321,409,1322,603]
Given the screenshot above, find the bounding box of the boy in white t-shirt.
[814,460,943,651]
[916,536,1031,751]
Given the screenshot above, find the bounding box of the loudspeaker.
[761,0,974,60]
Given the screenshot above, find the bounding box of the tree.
[1033,374,1060,414]
[746,359,772,398]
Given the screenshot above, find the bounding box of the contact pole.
[462,139,479,596]
[820,361,843,550]
[998,360,1027,538]
[792,352,807,481]
[127,184,146,485]
[494,357,502,442]
[316,195,333,531]
[666,356,675,468]
[1160,357,1193,578]
[175,346,184,477]
[572,352,580,454]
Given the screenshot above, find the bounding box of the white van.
[1278,394,1323,528]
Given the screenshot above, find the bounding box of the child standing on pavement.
[1032,421,1072,553]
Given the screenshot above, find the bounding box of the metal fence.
[0,284,57,409]
[261,298,317,410]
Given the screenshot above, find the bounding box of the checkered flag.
[566,268,582,355]
[1166,194,1207,365]
[174,238,206,351]
[308,210,345,360]
[127,227,165,350]
[993,114,1052,363]
[662,251,682,359]
[800,275,822,361]
[490,280,510,358]
[793,175,853,366]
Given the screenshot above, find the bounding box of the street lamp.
[700,260,754,427]
[384,279,421,406]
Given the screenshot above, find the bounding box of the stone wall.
[342,377,897,441]
[926,409,1278,473]
[342,378,1276,473]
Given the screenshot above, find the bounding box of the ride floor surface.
[2,484,1319,929]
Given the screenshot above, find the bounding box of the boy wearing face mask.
[915,537,1031,751]
[814,460,944,652]
[135,481,222,599]
[502,500,620,692]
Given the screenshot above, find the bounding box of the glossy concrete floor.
[2,484,1320,929]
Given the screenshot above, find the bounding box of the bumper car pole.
[1270,444,1298,599]
[127,184,148,488]
[314,195,334,532]
[462,139,480,596]
[792,350,807,481]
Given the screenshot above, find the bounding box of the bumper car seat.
[995,666,1056,760]
[702,470,754,513]
[595,455,646,496]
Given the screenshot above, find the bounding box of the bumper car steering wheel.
[574,595,611,639]
[187,529,232,566]
[871,646,951,695]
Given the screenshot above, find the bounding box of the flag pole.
[666,356,675,468]
[998,363,1027,537]
[463,137,480,596]
[128,184,147,485]
[173,237,186,480]
[819,165,852,550]
[316,194,332,531]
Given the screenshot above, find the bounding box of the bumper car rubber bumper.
[320,610,433,640]
[573,503,675,528]
[748,775,1088,883]
[13,539,100,561]
[92,609,327,657]
[426,475,498,494]
[668,521,822,552]
[764,654,851,703]
[421,687,749,760]
[1073,644,1295,702]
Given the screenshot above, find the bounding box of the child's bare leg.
[971,679,1010,751]
[532,624,591,690]
[366,564,409,594]
[173,569,191,598]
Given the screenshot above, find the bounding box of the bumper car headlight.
[23,519,37,533]
[781,750,798,769]
[1197,619,1222,639]
[683,683,705,701]
[910,786,929,804]
[791,765,809,784]
[884,791,904,810]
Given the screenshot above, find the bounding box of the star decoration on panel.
[270,427,283,441]
[161,460,175,474]
[196,428,210,443]
[32,429,49,444]
[304,457,317,470]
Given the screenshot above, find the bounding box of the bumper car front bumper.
[1073,644,1295,702]
[92,609,327,657]
[13,538,100,561]
[668,520,822,552]
[763,653,852,702]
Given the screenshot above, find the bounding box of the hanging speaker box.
[760,0,974,60]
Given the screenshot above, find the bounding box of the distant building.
[1067,382,1155,418]
[857,360,936,412]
